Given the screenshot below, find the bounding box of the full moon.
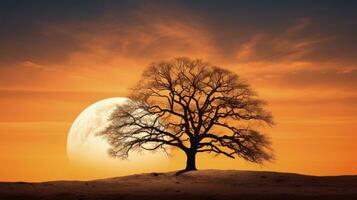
[67,97,168,169]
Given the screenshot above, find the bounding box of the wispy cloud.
[21,61,56,71]
[286,17,311,34]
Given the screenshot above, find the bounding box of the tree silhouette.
[99,58,273,172]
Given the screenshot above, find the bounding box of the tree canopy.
[99,57,274,171]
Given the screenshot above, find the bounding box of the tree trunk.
[185,151,197,171]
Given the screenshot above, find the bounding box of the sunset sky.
[1,0,357,182]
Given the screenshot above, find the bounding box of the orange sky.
[1,1,357,181]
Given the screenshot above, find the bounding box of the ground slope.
[1,170,357,200]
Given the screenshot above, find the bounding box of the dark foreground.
[1,170,357,200]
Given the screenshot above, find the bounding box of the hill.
[1,170,357,200]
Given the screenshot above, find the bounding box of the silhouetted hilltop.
[1,170,357,200]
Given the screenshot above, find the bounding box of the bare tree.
[99,57,273,172]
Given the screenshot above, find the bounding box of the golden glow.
[1,5,356,181]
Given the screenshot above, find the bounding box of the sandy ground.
[0,170,357,200]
